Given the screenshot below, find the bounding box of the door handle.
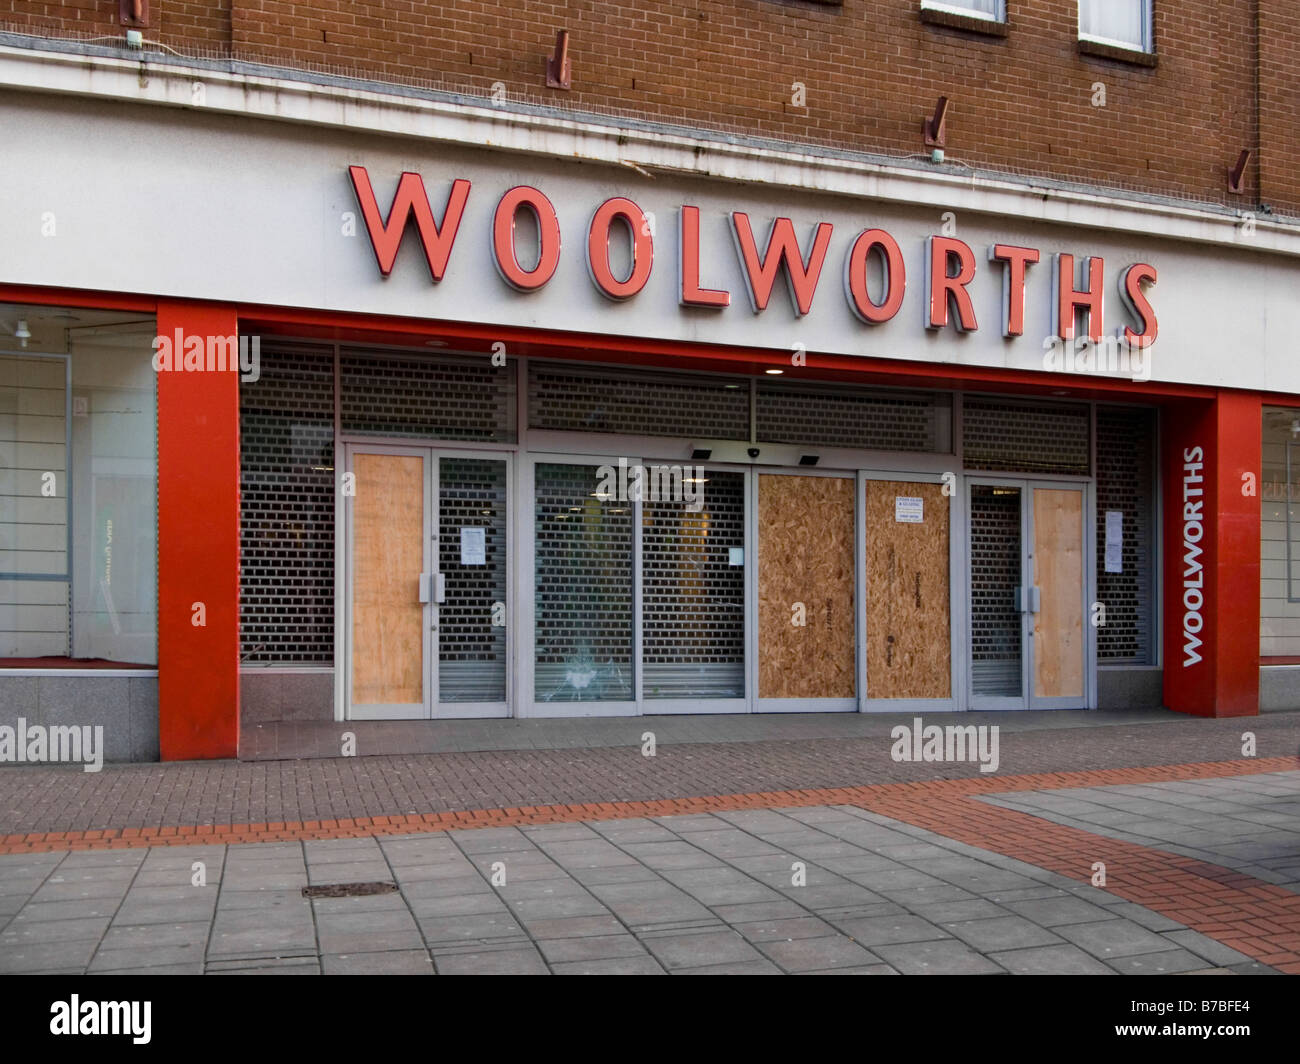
[418,573,432,604]
[1015,585,1026,612]
[435,573,446,604]
[1029,586,1041,614]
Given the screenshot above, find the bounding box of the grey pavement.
[0,802,1278,975]
[980,770,1300,893]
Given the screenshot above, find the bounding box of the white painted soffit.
[1,42,1296,258]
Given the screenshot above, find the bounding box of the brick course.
[3,1,1298,215]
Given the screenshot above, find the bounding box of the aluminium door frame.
[965,475,1096,711]
[520,451,641,719]
[340,442,514,721]
[639,460,750,716]
[1026,478,1096,711]
[428,446,513,720]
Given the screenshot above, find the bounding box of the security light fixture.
[799,454,820,466]
[691,447,712,461]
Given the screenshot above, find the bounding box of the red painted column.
[156,301,241,759]
[1161,393,1261,717]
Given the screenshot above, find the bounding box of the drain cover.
[302,881,398,898]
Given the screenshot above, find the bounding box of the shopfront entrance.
[238,349,1145,733]
[967,480,1091,710]
[344,444,510,720]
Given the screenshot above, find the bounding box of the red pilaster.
[1161,394,1261,717]
[156,301,241,759]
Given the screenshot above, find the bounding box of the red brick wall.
[2,1,230,45]
[1260,1,1300,215]
[4,1,1296,216]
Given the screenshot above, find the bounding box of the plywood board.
[353,452,424,706]
[1033,488,1084,699]
[758,474,855,699]
[864,480,951,698]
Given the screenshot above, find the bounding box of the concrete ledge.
[0,674,158,763]
[1097,667,1164,710]
[240,669,334,724]
[1261,665,1300,713]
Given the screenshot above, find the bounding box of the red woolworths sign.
[347,165,1159,344]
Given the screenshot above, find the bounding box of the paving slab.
[756,935,881,972]
[872,939,1006,975]
[322,950,435,975]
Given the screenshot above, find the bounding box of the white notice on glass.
[895,497,924,523]
[460,527,486,566]
[1105,510,1123,574]
[728,547,745,567]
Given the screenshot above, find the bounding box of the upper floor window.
[1079,0,1153,53]
[921,0,1005,21]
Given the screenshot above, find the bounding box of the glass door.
[642,466,747,713]
[434,453,509,718]
[525,456,749,716]
[531,459,637,713]
[967,479,1088,710]
[345,445,510,719]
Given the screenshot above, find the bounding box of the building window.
[922,0,1005,22]
[1079,0,1152,53]
[1262,407,1300,659]
[0,310,158,665]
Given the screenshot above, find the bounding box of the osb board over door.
[758,475,855,699]
[1033,488,1084,699]
[353,453,425,707]
[864,481,951,698]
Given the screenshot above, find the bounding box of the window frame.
[1078,0,1154,55]
[921,0,1006,23]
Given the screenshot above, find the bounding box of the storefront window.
[0,309,157,664]
[1262,406,1300,657]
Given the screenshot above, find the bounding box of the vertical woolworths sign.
[1180,446,1207,668]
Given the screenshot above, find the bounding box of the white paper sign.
[728,547,744,567]
[460,527,486,566]
[1105,510,1123,574]
[895,496,924,523]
